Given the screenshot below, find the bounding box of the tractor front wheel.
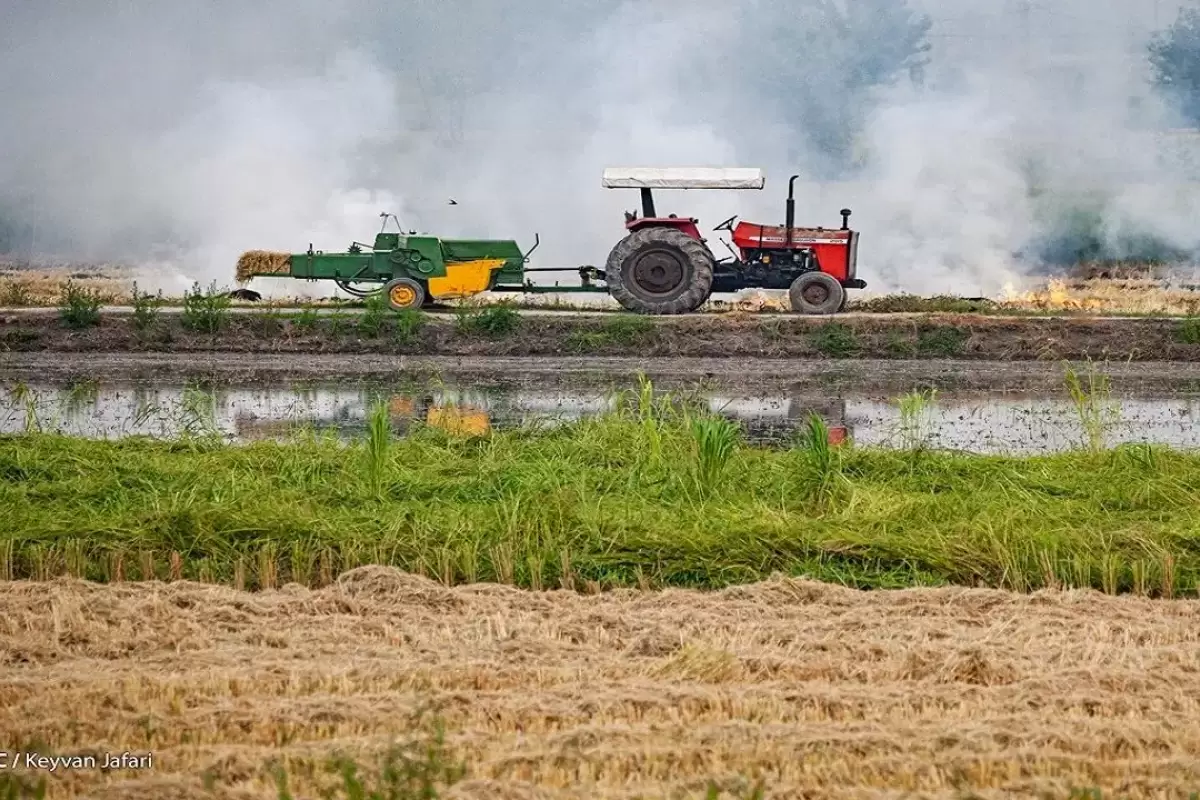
[384,277,426,311]
[789,272,845,315]
[605,227,714,314]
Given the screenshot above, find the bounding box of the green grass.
[809,323,861,357]
[181,281,231,334]
[357,293,390,338]
[454,303,521,337]
[130,282,162,333]
[57,280,103,329]
[851,294,1000,314]
[1177,317,1200,344]
[917,325,970,356]
[2,380,1199,596]
[566,314,656,352]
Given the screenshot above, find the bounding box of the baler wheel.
[605,227,714,315]
[789,272,845,315]
[384,277,426,311]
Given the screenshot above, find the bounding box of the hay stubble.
[2,568,1199,798]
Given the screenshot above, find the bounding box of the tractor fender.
[625,217,703,240]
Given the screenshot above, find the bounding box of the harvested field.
[1,571,1198,798]
[0,269,127,308]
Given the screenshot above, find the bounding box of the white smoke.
[2,0,1199,299]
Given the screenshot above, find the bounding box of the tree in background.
[1149,7,1200,126]
[741,0,932,178]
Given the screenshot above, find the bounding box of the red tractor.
[601,167,865,314]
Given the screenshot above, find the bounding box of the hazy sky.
[1,0,1198,296]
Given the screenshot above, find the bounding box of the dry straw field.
[2,568,1199,799]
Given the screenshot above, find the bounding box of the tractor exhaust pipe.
[786,174,799,245]
[840,208,852,230]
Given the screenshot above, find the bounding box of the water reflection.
[2,380,1199,455]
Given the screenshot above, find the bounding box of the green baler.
[235,220,548,309]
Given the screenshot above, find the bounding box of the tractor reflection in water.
[233,394,491,442]
[230,389,848,446]
[387,395,490,437]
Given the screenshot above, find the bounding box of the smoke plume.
[1,0,1198,297]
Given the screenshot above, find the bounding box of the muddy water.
[3,379,1199,455]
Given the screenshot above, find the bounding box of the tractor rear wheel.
[384,277,426,311]
[789,272,845,315]
[605,227,714,314]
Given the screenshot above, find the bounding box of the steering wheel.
[713,215,738,232]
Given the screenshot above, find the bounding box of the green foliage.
[455,304,521,338]
[896,389,938,451]
[1064,363,1120,454]
[885,332,917,357]
[853,294,997,314]
[364,401,392,495]
[291,308,321,332]
[1150,8,1200,126]
[1177,317,1200,344]
[181,282,231,334]
[328,311,351,337]
[130,282,162,332]
[394,308,426,344]
[566,314,655,352]
[809,323,860,357]
[795,413,849,509]
[358,293,389,338]
[690,415,740,497]
[57,280,103,329]
[916,326,969,357]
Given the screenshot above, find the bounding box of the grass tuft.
[182,282,231,334]
[917,325,970,356]
[57,280,103,329]
[810,323,860,357]
[130,282,163,332]
[455,303,521,338]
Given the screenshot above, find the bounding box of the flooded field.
[4,375,1199,454]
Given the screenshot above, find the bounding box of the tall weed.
[182,282,231,334]
[1064,362,1120,453]
[57,280,103,329]
[795,413,848,509]
[690,415,740,498]
[365,401,392,494]
[897,389,938,451]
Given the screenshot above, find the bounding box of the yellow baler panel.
[427,259,506,300]
[426,405,491,436]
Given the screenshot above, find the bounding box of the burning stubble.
[1,1,1200,299]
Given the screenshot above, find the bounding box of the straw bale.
[235,250,291,283]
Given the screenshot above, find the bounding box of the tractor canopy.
[601,167,765,190]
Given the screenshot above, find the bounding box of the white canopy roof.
[602,167,765,190]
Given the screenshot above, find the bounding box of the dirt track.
[9,352,1200,399]
[2,570,1199,799]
